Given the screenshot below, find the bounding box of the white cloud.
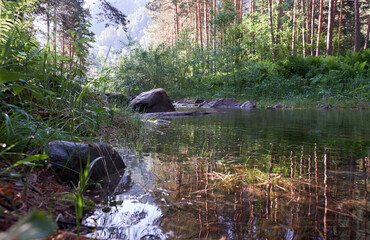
[86,0,152,56]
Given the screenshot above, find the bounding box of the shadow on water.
[85,109,369,239]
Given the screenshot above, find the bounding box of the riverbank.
[0,94,145,239]
[172,97,369,111]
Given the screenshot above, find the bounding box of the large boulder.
[129,88,175,113]
[202,98,241,109]
[46,141,126,183]
[240,101,256,110]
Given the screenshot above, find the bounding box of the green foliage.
[110,33,369,105]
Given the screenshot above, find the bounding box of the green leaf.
[0,28,15,64]
[0,70,24,83]
[0,211,56,240]
[12,84,24,95]
[27,86,42,100]
[14,154,49,167]
[89,106,108,114]
[358,61,367,73]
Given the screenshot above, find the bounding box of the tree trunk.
[198,0,203,50]
[301,0,306,56]
[213,0,216,51]
[316,0,323,56]
[195,1,199,43]
[310,0,315,55]
[234,0,239,23]
[268,0,275,59]
[337,0,343,53]
[175,2,179,37]
[240,0,243,20]
[326,0,335,55]
[332,0,337,53]
[292,0,297,55]
[365,15,370,50]
[306,0,311,54]
[354,0,360,52]
[204,0,208,48]
[260,0,264,15]
[277,0,283,31]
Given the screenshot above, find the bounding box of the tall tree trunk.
[198,0,203,50]
[333,0,337,26]
[354,0,360,52]
[292,0,297,55]
[250,0,255,53]
[235,0,238,22]
[240,0,243,20]
[365,15,370,50]
[268,0,275,59]
[277,0,283,31]
[195,0,199,43]
[337,0,343,53]
[316,0,323,56]
[301,0,306,56]
[213,0,216,51]
[204,0,208,48]
[175,2,179,37]
[310,0,315,55]
[306,0,311,53]
[260,0,264,15]
[326,0,335,55]
[332,0,337,53]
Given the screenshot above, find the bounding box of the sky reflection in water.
[86,109,369,239]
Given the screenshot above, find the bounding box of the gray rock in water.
[142,110,219,119]
[273,104,283,109]
[240,101,256,110]
[266,104,283,110]
[319,104,332,110]
[195,98,205,104]
[202,98,241,109]
[46,141,126,183]
[129,88,176,113]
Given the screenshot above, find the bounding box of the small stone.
[240,101,256,110]
[202,98,241,109]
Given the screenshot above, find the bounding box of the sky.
[84,0,152,58]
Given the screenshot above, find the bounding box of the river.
[85,109,369,239]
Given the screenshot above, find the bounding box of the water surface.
[86,109,369,239]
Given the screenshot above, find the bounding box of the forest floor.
[0,112,139,239]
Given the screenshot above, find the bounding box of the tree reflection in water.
[150,150,369,239]
[85,110,369,239]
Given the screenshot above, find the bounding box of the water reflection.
[86,109,369,239]
[150,150,369,239]
[85,152,167,239]
[85,196,165,239]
